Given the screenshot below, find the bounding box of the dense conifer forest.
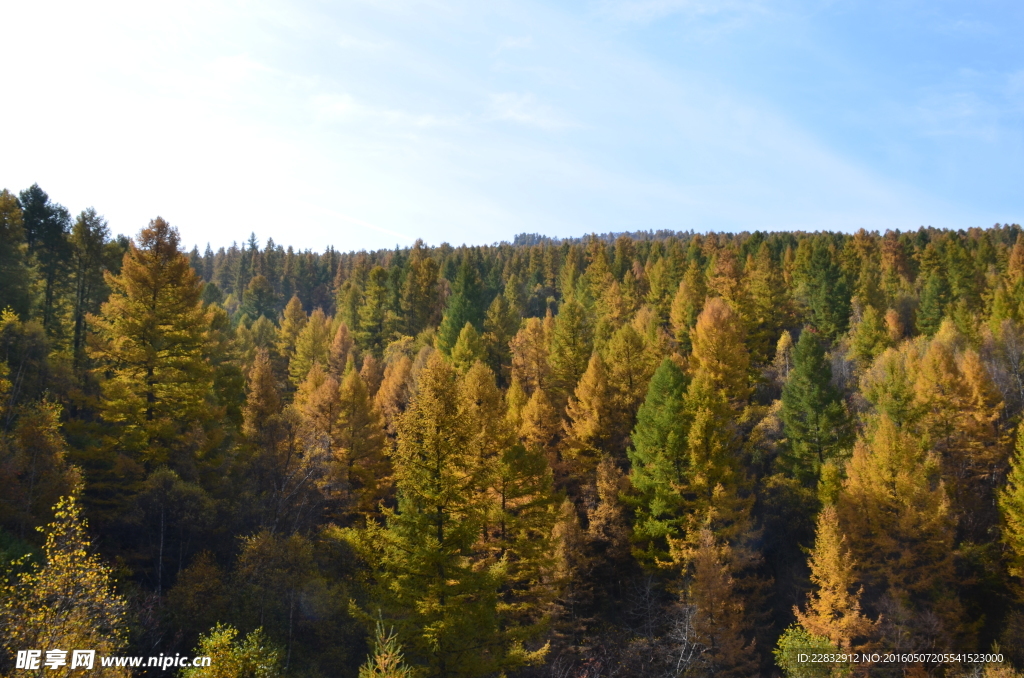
[5,183,1024,677]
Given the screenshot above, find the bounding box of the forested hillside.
[4,183,1024,677]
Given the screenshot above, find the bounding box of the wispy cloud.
[597,0,767,25]
[1007,70,1024,108]
[310,93,457,128]
[910,68,1024,142]
[337,34,393,51]
[493,36,533,55]
[207,54,275,84]
[488,92,575,130]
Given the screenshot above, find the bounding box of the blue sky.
[2,0,1021,252]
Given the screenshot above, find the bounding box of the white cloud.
[597,0,767,25]
[488,93,575,130]
[310,93,459,129]
[494,36,534,54]
[311,93,361,121]
[337,34,394,51]
[207,54,275,84]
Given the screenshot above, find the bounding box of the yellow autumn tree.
[794,505,874,650]
[181,624,282,678]
[910,337,1009,542]
[451,322,486,373]
[562,352,615,475]
[88,217,213,466]
[670,262,707,355]
[0,399,81,540]
[510,317,551,395]
[678,529,758,678]
[276,294,307,360]
[375,353,414,437]
[460,360,512,469]
[334,364,388,520]
[689,297,750,407]
[358,621,414,678]
[0,496,130,678]
[837,415,963,648]
[519,387,561,468]
[328,320,356,377]
[504,376,529,432]
[604,323,658,450]
[585,456,631,566]
[290,308,332,384]
[294,361,340,441]
[742,243,791,366]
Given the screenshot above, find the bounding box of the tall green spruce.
[19,184,71,335]
[917,270,950,336]
[357,266,393,355]
[780,328,852,486]
[799,237,851,340]
[627,357,690,565]
[68,208,118,367]
[0,189,33,317]
[437,257,483,355]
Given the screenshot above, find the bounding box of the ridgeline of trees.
[3,183,1024,676]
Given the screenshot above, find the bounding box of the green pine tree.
[19,184,71,335]
[482,292,519,383]
[1000,424,1024,581]
[0,189,32,318]
[848,304,891,369]
[357,266,395,356]
[436,258,483,355]
[240,274,279,321]
[67,208,114,368]
[627,357,690,565]
[780,329,853,486]
[799,237,851,340]
[917,270,950,336]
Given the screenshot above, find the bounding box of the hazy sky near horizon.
[2,0,1022,252]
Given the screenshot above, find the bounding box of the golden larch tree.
[689,297,750,407]
[88,217,212,466]
[837,415,963,649]
[333,365,388,520]
[794,505,874,650]
[562,352,615,475]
